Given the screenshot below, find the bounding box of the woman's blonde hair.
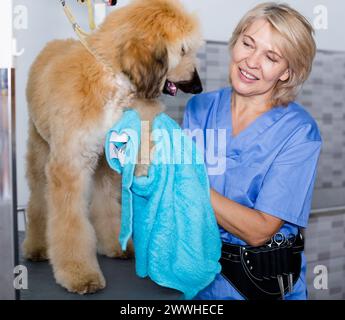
[229,2,316,106]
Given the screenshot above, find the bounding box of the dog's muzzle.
[163,69,203,96]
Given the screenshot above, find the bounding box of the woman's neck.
[230,90,274,137]
[232,91,273,116]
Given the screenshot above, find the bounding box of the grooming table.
[18,232,181,300]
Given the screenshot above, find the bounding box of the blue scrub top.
[182,87,322,300]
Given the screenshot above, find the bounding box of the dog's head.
[96,0,204,99]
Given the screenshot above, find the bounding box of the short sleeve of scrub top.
[182,87,322,300]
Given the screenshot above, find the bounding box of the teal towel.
[105,109,221,299]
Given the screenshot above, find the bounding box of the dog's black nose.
[174,69,203,94]
[192,83,203,94]
[190,69,203,94]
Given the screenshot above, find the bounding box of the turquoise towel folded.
[105,109,221,299]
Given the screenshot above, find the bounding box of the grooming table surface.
[18,233,181,300]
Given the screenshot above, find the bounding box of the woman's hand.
[210,189,284,246]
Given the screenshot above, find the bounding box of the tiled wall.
[299,51,345,209]
[305,212,345,300]
[161,41,345,300]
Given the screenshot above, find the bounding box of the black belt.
[220,231,304,300]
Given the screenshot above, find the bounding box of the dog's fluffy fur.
[23,0,203,294]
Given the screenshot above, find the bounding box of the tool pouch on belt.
[220,232,304,300]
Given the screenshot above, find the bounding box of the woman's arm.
[210,189,284,246]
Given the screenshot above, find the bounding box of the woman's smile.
[238,67,260,83]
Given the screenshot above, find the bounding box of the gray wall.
[299,51,345,209]
[305,212,345,300]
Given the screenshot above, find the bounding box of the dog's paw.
[55,265,106,295]
[22,240,49,262]
[134,164,149,177]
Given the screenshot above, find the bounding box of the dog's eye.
[181,46,186,56]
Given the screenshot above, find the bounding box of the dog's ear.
[120,39,168,99]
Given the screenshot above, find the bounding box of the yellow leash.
[84,0,96,31]
[77,0,96,31]
[59,0,115,76]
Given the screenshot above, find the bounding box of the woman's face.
[229,19,290,99]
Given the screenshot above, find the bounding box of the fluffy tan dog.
[23,0,203,294]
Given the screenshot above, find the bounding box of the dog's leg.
[133,99,164,176]
[45,148,105,294]
[22,122,49,261]
[90,156,134,259]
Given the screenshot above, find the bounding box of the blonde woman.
[183,2,322,300]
